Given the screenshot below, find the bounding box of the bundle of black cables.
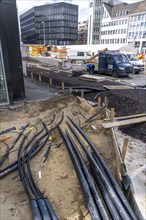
[17,120,58,220]
[58,117,137,220]
[1,112,64,220]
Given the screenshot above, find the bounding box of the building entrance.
[0,41,9,105]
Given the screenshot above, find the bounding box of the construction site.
[0,44,146,220]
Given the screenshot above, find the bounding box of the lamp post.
[41,21,46,45]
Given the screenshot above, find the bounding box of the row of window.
[37,33,77,40]
[130,14,145,22]
[128,31,145,38]
[35,14,78,22]
[102,19,128,27]
[36,27,77,34]
[35,7,77,16]
[21,17,35,27]
[21,28,35,35]
[37,39,74,45]
[115,10,129,17]
[101,38,126,44]
[129,22,146,31]
[101,29,127,35]
[35,21,77,28]
[20,11,34,23]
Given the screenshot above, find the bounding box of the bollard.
[39,73,42,82]
[104,96,107,106]
[49,78,52,86]
[81,90,84,98]
[69,87,72,94]
[62,81,64,93]
[31,72,33,79]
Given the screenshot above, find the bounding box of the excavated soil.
[0,95,117,220]
[27,67,146,142]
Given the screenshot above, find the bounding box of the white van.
[123,52,144,74]
[66,50,91,63]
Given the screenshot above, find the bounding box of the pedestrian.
[86,63,95,75]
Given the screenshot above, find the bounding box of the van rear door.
[98,54,107,73]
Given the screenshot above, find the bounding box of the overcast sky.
[16,0,89,22]
[16,0,142,22]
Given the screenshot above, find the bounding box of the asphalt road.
[24,76,59,101]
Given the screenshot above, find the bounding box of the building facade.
[20,2,78,45]
[78,21,88,44]
[88,0,146,52]
[100,1,146,52]
[87,0,118,45]
[0,0,25,105]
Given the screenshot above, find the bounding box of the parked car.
[123,52,144,74]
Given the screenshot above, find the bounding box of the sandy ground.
[0,95,117,220]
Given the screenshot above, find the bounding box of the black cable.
[58,126,101,220]
[67,117,137,220]
[66,131,110,220]
[66,121,131,220]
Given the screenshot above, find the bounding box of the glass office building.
[20,2,78,45]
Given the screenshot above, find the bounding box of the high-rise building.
[78,21,88,44]
[20,2,78,45]
[87,0,103,45]
[0,0,25,105]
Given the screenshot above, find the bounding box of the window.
[0,41,9,104]
[113,54,129,63]
[77,52,84,56]
[107,55,113,64]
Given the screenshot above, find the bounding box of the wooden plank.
[104,113,146,121]
[102,116,146,129]
[121,138,129,163]
[62,81,64,93]
[80,75,105,82]
[110,108,115,122]
[106,110,126,183]
[111,128,122,182]
[97,97,101,107]
[103,85,134,90]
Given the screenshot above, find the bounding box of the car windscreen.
[86,52,91,56]
[113,54,129,64]
[127,54,139,61]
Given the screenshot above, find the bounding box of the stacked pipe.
[58,117,137,220]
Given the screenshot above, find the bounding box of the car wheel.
[135,71,140,74]
[112,70,119,78]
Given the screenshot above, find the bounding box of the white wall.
[58,44,127,53]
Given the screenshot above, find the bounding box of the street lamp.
[41,21,46,45]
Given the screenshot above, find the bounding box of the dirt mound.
[0,95,117,220]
